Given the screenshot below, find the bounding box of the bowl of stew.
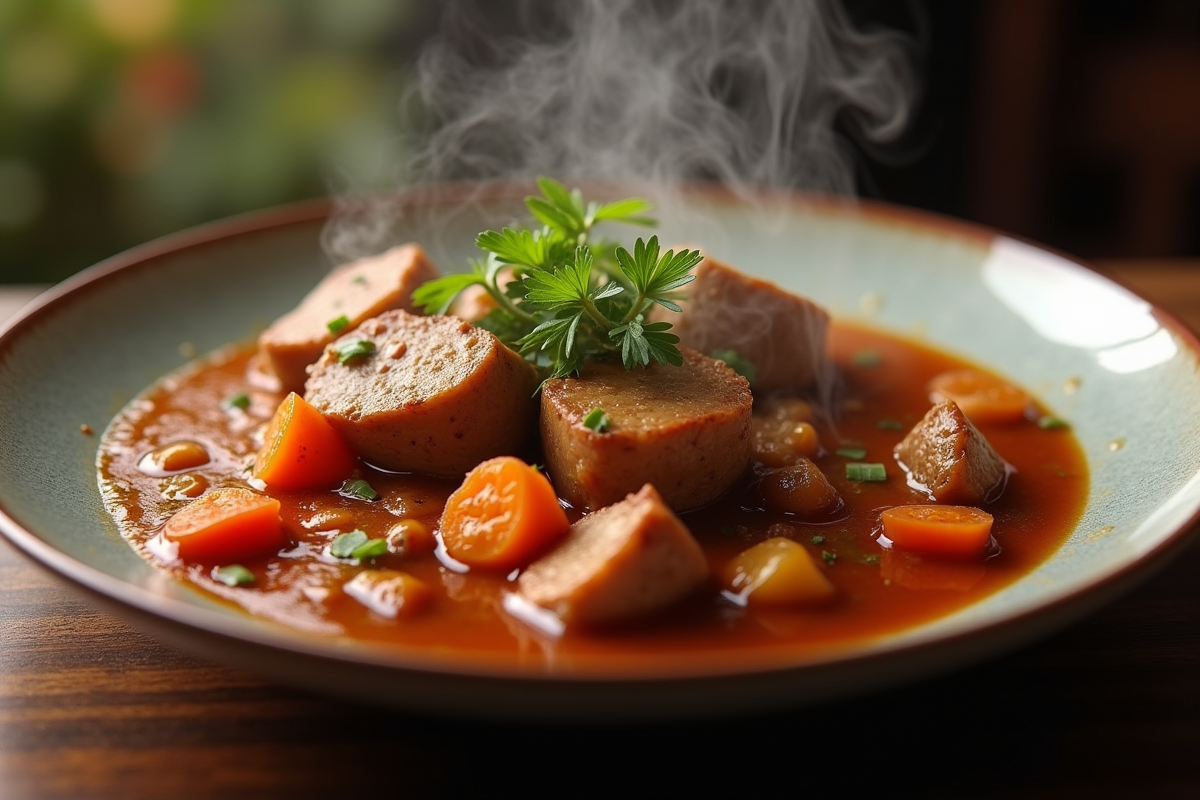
[2,182,1199,721]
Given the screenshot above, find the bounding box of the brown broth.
[97,321,1088,670]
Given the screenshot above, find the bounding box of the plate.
[3,183,1200,721]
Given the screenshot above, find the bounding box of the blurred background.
[1,0,1198,285]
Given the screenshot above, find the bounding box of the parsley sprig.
[413,177,700,380]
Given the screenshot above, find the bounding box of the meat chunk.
[258,244,440,394]
[540,348,752,512]
[516,484,709,627]
[650,254,830,393]
[893,400,1010,505]
[304,310,538,477]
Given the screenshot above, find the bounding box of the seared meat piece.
[540,348,752,512]
[651,254,830,393]
[258,244,440,394]
[304,310,538,477]
[516,484,709,627]
[893,400,1010,504]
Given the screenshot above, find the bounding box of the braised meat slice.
[516,484,710,627]
[540,348,752,512]
[893,400,1010,505]
[651,254,830,393]
[258,244,440,394]
[304,310,538,477]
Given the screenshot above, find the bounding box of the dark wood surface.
[2,263,1198,800]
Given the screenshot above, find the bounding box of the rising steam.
[323,0,917,262]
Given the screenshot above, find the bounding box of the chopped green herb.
[852,350,882,368]
[339,478,379,501]
[821,550,837,565]
[846,462,887,482]
[1038,415,1069,430]
[335,339,376,365]
[330,530,369,558]
[836,446,868,460]
[710,349,758,385]
[862,554,881,565]
[877,419,904,431]
[811,534,826,545]
[351,538,388,560]
[212,564,254,587]
[582,407,609,432]
[351,275,367,285]
[412,177,694,383]
[225,392,250,411]
[326,314,351,334]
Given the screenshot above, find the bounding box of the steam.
[323,0,917,262]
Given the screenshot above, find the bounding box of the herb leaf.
[212,564,255,587]
[330,530,369,558]
[335,339,376,365]
[339,478,379,501]
[583,407,609,432]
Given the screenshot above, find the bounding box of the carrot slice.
[163,487,286,563]
[252,392,357,491]
[927,369,1031,424]
[879,504,994,557]
[439,456,569,571]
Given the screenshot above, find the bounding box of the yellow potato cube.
[722,537,835,607]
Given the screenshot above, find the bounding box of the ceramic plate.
[3,184,1199,721]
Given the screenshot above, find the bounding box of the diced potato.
[385,519,436,557]
[343,569,432,618]
[722,537,835,606]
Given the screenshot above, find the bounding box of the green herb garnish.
[339,478,379,501]
[711,349,758,385]
[582,407,609,432]
[862,554,880,565]
[327,314,351,334]
[846,462,887,482]
[413,177,697,382]
[811,534,826,545]
[225,392,250,411]
[330,530,369,558]
[351,538,388,560]
[1038,415,1069,430]
[335,339,375,365]
[821,550,837,565]
[212,564,255,587]
[836,446,868,460]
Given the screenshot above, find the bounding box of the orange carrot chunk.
[879,504,994,557]
[252,392,357,491]
[163,487,286,563]
[439,456,569,571]
[927,369,1031,424]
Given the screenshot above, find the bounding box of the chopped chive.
[335,339,376,365]
[327,314,351,334]
[862,554,880,565]
[1038,415,1069,430]
[821,550,837,565]
[836,446,868,460]
[852,350,882,368]
[811,534,826,545]
[846,462,887,482]
[225,392,251,411]
[351,538,388,560]
[339,478,379,501]
[330,530,369,558]
[212,564,255,587]
[710,349,758,385]
[582,407,609,432]
[877,419,904,431]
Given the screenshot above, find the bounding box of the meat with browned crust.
[893,400,1010,505]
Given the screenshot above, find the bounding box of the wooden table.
[2,262,1198,800]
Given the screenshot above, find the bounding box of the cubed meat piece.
[516,484,710,627]
[540,348,752,512]
[893,400,1010,504]
[258,244,440,394]
[304,310,538,477]
[650,254,830,393]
